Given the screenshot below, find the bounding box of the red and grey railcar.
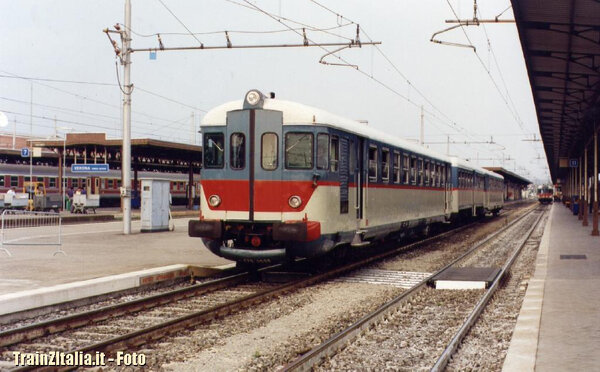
[189,90,504,263]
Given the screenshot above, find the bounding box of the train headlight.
[245,90,261,106]
[208,195,221,207]
[288,195,302,209]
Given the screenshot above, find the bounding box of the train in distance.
[0,163,199,209]
[188,89,504,264]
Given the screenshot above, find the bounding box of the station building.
[0,133,202,208]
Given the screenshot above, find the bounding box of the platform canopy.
[28,133,202,172]
[511,0,600,181]
[484,167,532,186]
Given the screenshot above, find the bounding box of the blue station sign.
[20,147,29,157]
[71,164,110,173]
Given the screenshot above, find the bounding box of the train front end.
[189,90,331,264]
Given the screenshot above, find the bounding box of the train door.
[253,110,283,220]
[443,163,450,214]
[339,137,349,214]
[86,177,101,195]
[356,137,365,222]
[225,110,250,218]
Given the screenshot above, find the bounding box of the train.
[188,90,504,264]
[0,163,200,207]
[537,185,554,204]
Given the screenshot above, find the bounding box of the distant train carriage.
[189,90,504,263]
[0,163,199,208]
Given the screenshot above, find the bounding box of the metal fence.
[0,210,64,257]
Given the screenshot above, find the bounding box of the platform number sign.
[20,148,29,157]
[569,159,579,168]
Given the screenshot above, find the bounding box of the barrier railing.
[0,210,64,257]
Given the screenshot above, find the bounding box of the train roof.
[450,157,504,180]
[202,97,503,179]
[201,98,452,163]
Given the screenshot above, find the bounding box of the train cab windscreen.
[285,133,313,169]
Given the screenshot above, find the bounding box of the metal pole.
[191,111,195,144]
[446,136,450,155]
[29,84,33,206]
[62,136,66,211]
[122,0,132,235]
[584,148,588,226]
[593,128,598,235]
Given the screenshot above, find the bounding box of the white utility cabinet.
[140,179,171,232]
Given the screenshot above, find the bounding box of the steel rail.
[431,207,547,371]
[282,204,540,372]
[0,270,257,348]
[1,216,477,350]
[8,212,493,372]
[62,220,478,354]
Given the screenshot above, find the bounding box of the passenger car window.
[368,145,378,182]
[317,134,329,170]
[261,133,278,170]
[418,158,424,185]
[230,133,245,170]
[394,152,401,184]
[330,136,339,172]
[403,154,410,184]
[381,148,390,182]
[204,133,225,169]
[410,156,417,185]
[285,132,314,169]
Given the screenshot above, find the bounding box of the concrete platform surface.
[503,204,600,371]
[0,218,232,297]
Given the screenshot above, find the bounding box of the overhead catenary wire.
[222,0,354,41]
[0,96,193,133]
[0,70,206,121]
[305,0,510,159]
[476,8,526,131]
[156,0,205,47]
[6,118,191,144]
[232,1,504,160]
[444,0,528,133]
[4,111,194,143]
[121,23,354,39]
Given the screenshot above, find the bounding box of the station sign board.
[20,147,29,157]
[569,159,579,168]
[71,164,110,173]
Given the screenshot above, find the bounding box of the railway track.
[0,204,535,371]
[282,204,546,371]
[0,209,517,371]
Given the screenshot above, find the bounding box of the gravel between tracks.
[1,204,536,371]
[155,204,536,371]
[157,282,400,371]
[446,212,548,371]
[317,287,482,371]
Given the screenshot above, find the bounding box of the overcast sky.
[0,0,550,183]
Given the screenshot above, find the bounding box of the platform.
[0,217,232,301]
[503,204,600,371]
